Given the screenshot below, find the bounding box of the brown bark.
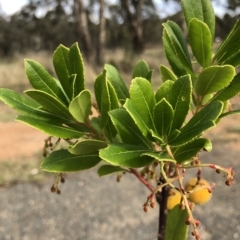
[96,0,106,65]
[73,0,93,62]
[121,0,144,53]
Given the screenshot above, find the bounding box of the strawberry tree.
[0,0,239,239]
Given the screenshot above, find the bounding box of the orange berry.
[185,178,212,205]
[167,188,182,210]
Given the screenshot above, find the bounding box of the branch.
[130,168,155,192]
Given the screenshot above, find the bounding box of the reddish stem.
[130,168,155,192]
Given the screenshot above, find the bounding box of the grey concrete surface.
[0,142,239,240]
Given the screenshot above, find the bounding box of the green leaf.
[132,60,151,81]
[16,115,84,138]
[212,72,240,102]
[98,165,128,177]
[155,80,174,103]
[129,77,156,132]
[24,59,68,105]
[69,74,77,100]
[69,90,92,123]
[105,64,129,104]
[53,44,72,99]
[182,0,215,41]
[94,70,110,128]
[124,99,153,139]
[69,43,85,96]
[41,149,101,172]
[150,130,163,144]
[68,139,107,155]
[25,89,72,119]
[0,88,71,124]
[189,18,212,68]
[165,206,188,240]
[107,80,119,110]
[162,21,193,74]
[169,101,223,146]
[162,29,187,77]
[160,65,177,82]
[141,152,176,163]
[169,75,192,133]
[172,138,212,163]
[99,143,153,168]
[219,109,240,119]
[106,81,119,139]
[153,98,174,139]
[214,19,240,67]
[195,65,235,96]
[109,109,152,148]
[0,88,37,114]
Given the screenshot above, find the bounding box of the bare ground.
[1,102,240,240]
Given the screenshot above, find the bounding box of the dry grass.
[0,45,168,93]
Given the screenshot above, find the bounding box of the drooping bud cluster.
[50,173,65,195]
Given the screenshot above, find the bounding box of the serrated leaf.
[69,74,77,100]
[189,18,212,67]
[169,75,192,133]
[132,60,150,81]
[25,59,68,105]
[68,139,107,155]
[105,64,129,104]
[69,43,85,96]
[141,152,176,163]
[165,206,188,240]
[155,80,174,103]
[107,80,119,110]
[162,29,187,77]
[153,98,174,139]
[129,77,156,132]
[25,89,72,119]
[99,143,153,168]
[182,0,215,41]
[195,65,235,96]
[219,109,240,119]
[162,21,193,74]
[69,90,91,123]
[97,165,128,177]
[53,44,72,99]
[124,99,149,137]
[160,65,177,82]
[109,109,152,148]
[211,72,240,102]
[214,19,240,67]
[172,138,212,163]
[41,149,101,172]
[169,101,223,146]
[0,88,37,114]
[94,70,110,128]
[150,130,163,144]
[0,88,71,124]
[16,115,84,138]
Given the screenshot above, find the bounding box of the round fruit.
[167,188,182,210]
[185,178,212,205]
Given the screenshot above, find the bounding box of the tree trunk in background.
[121,0,144,54]
[74,0,93,63]
[96,0,106,65]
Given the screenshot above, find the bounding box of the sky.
[0,0,233,18]
[0,0,27,15]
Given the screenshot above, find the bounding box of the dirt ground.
[1,100,240,240]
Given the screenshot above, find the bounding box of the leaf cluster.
[1,0,240,238]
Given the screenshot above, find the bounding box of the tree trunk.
[96,0,106,65]
[73,0,93,63]
[121,0,144,54]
